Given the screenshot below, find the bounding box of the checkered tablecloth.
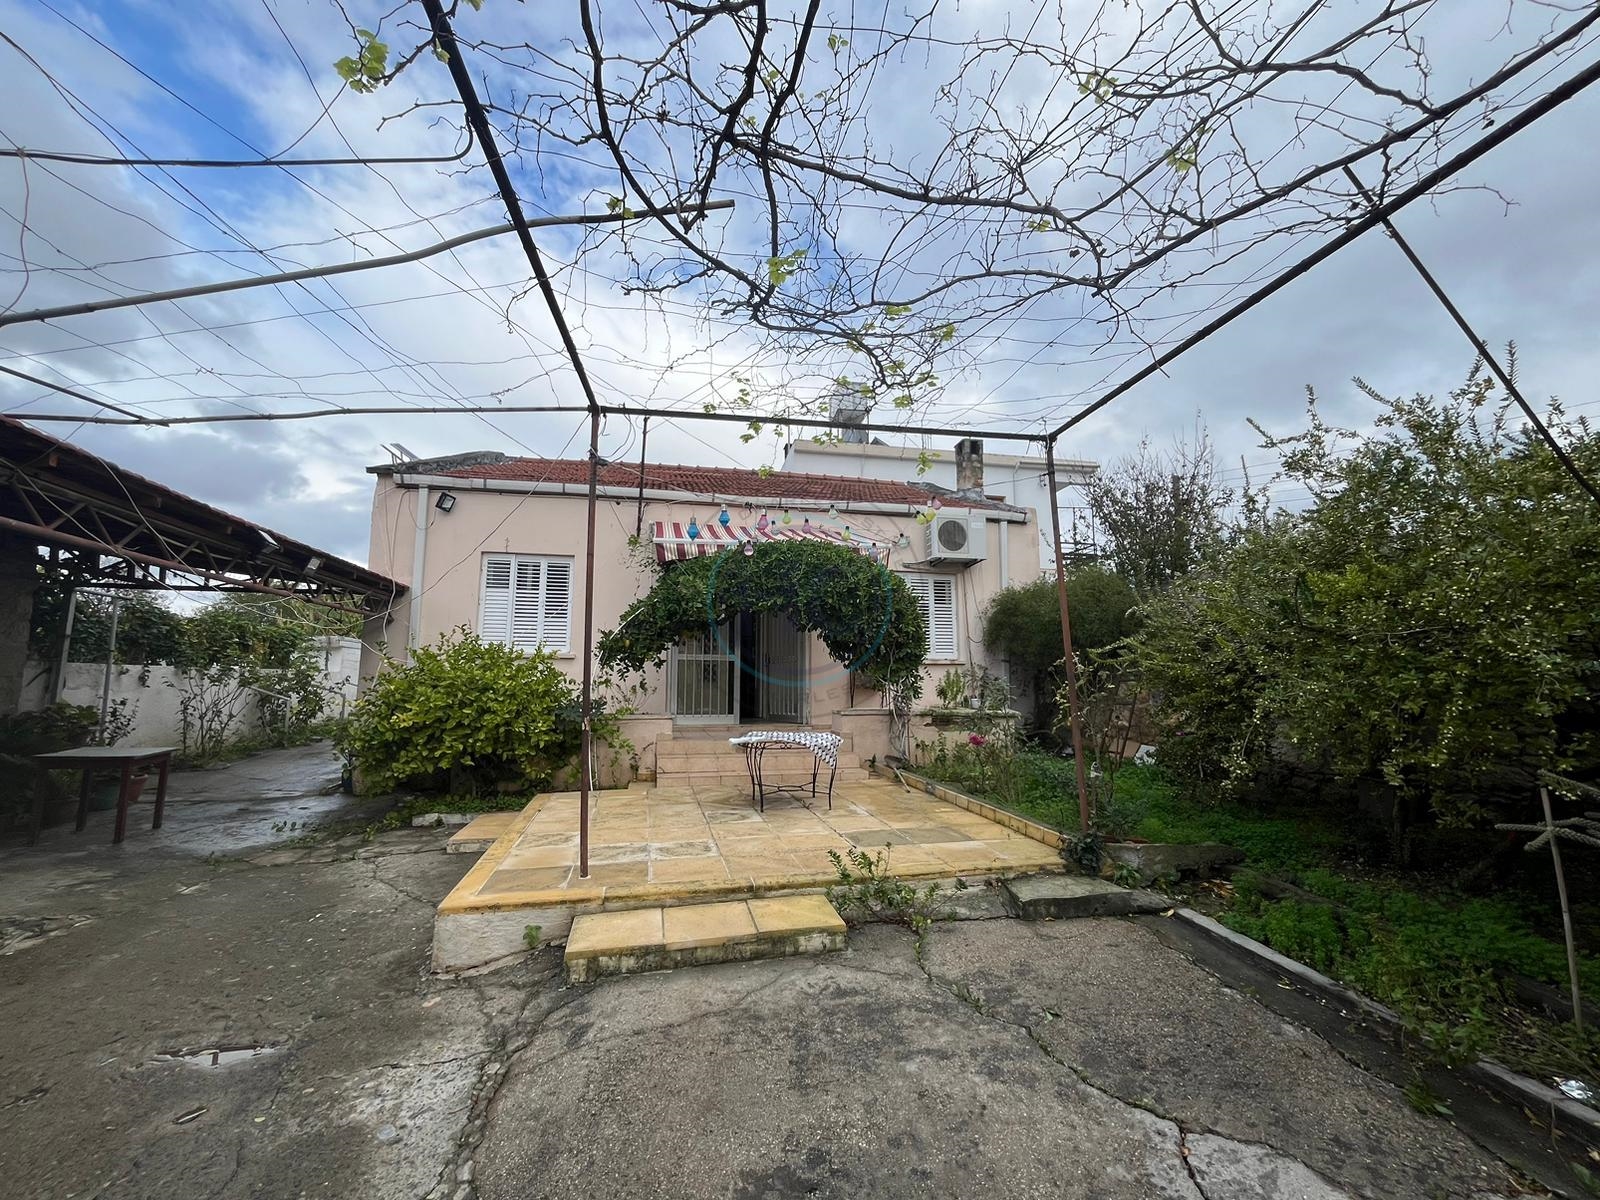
[728,730,843,768]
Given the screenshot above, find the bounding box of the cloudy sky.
[1,0,1597,572]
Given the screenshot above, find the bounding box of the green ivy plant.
[342,628,599,794]
[596,540,927,692]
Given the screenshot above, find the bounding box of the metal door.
[757,612,806,723]
[670,622,738,720]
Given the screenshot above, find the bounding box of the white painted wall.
[781,439,1096,569]
[16,636,361,748]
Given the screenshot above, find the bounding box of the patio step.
[444,811,519,855]
[563,895,847,983]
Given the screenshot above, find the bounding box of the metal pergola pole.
[1045,438,1092,833]
[577,410,602,880]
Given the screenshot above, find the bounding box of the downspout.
[996,514,1010,696]
[409,485,429,658]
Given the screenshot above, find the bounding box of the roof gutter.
[391,472,1032,522]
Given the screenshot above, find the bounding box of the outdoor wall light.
[435,491,458,514]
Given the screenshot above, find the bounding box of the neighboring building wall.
[361,475,1039,715]
[17,636,361,746]
[781,439,1096,569]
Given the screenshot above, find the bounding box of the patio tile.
[501,846,578,869]
[574,862,651,887]
[479,867,574,896]
[589,844,650,864]
[896,826,971,844]
[565,907,663,955]
[748,894,846,934]
[650,839,719,859]
[661,900,756,950]
[649,857,732,884]
[518,832,579,848]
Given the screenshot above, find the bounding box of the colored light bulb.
[782,509,792,525]
[718,505,731,527]
[801,516,812,533]
[841,526,852,541]
[828,504,840,520]
[742,540,755,557]
[756,511,770,532]
[687,517,700,540]
[931,496,943,511]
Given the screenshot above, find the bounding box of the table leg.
[152,756,170,830]
[29,766,47,845]
[74,768,93,832]
[113,760,133,845]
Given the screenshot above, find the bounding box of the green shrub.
[342,629,586,794]
[0,704,100,827]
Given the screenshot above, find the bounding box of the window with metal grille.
[901,573,958,660]
[478,554,573,653]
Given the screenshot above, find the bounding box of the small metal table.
[31,746,177,846]
[728,731,842,812]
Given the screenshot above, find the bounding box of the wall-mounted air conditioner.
[926,513,987,566]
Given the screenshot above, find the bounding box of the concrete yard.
[0,746,1550,1199]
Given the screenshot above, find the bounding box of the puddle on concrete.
[153,1045,279,1068]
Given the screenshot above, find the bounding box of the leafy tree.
[1133,368,1600,841]
[1085,431,1230,596]
[983,567,1138,733]
[343,629,587,794]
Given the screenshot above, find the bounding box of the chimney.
[954,438,984,495]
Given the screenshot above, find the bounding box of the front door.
[756,612,806,723]
[670,621,738,721]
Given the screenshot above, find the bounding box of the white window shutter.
[479,554,574,653]
[542,559,573,651]
[511,558,544,650]
[480,556,513,643]
[904,574,959,659]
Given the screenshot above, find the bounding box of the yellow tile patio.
[436,776,1063,929]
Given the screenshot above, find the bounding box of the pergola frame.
[2,3,1593,870]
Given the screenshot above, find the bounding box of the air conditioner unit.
[926,513,987,566]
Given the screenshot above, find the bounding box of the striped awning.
[652,519,883,562]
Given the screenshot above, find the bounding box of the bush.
[0,704,99,827]
[1132,369,1600,831]
[343,629,586,794]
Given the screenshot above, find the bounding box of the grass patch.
[913,750,1600,1080]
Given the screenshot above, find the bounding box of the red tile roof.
[431,457,1020,511]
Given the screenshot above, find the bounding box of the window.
[901,573,958,660]
[479,554,573,653]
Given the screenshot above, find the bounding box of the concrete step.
[1001,874,1169,920]
[564,894,846,983]
[445,811,519,855]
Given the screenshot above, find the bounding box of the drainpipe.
[54,587,78,704]
[996,515,1010,695]
[409,485,429,657]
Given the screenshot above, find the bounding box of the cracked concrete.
[0,747,1548,1199]
[475,920,1533,1200]
[0,744,529,1200]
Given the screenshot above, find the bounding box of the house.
[360,447,1044,783]
[781,436,1098,569]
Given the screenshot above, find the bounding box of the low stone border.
[1172,908,1600,1147]
[881,766,1064,851]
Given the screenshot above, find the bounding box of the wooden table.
[31,746,176,846]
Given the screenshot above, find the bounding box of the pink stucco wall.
[360,474,1041,721]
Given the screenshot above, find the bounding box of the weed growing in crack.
[825,847,962,939]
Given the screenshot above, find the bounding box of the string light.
[896,533,911,548]
[841,525,852,541]
[756,511,770,532]
[781,509,793,525]
[742,539,755,556]
[801,516,813,533]
[718,504,732,527]
[827,504,840,520]
[687,516,700,540]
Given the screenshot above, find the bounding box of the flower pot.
[90,773,150,811]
